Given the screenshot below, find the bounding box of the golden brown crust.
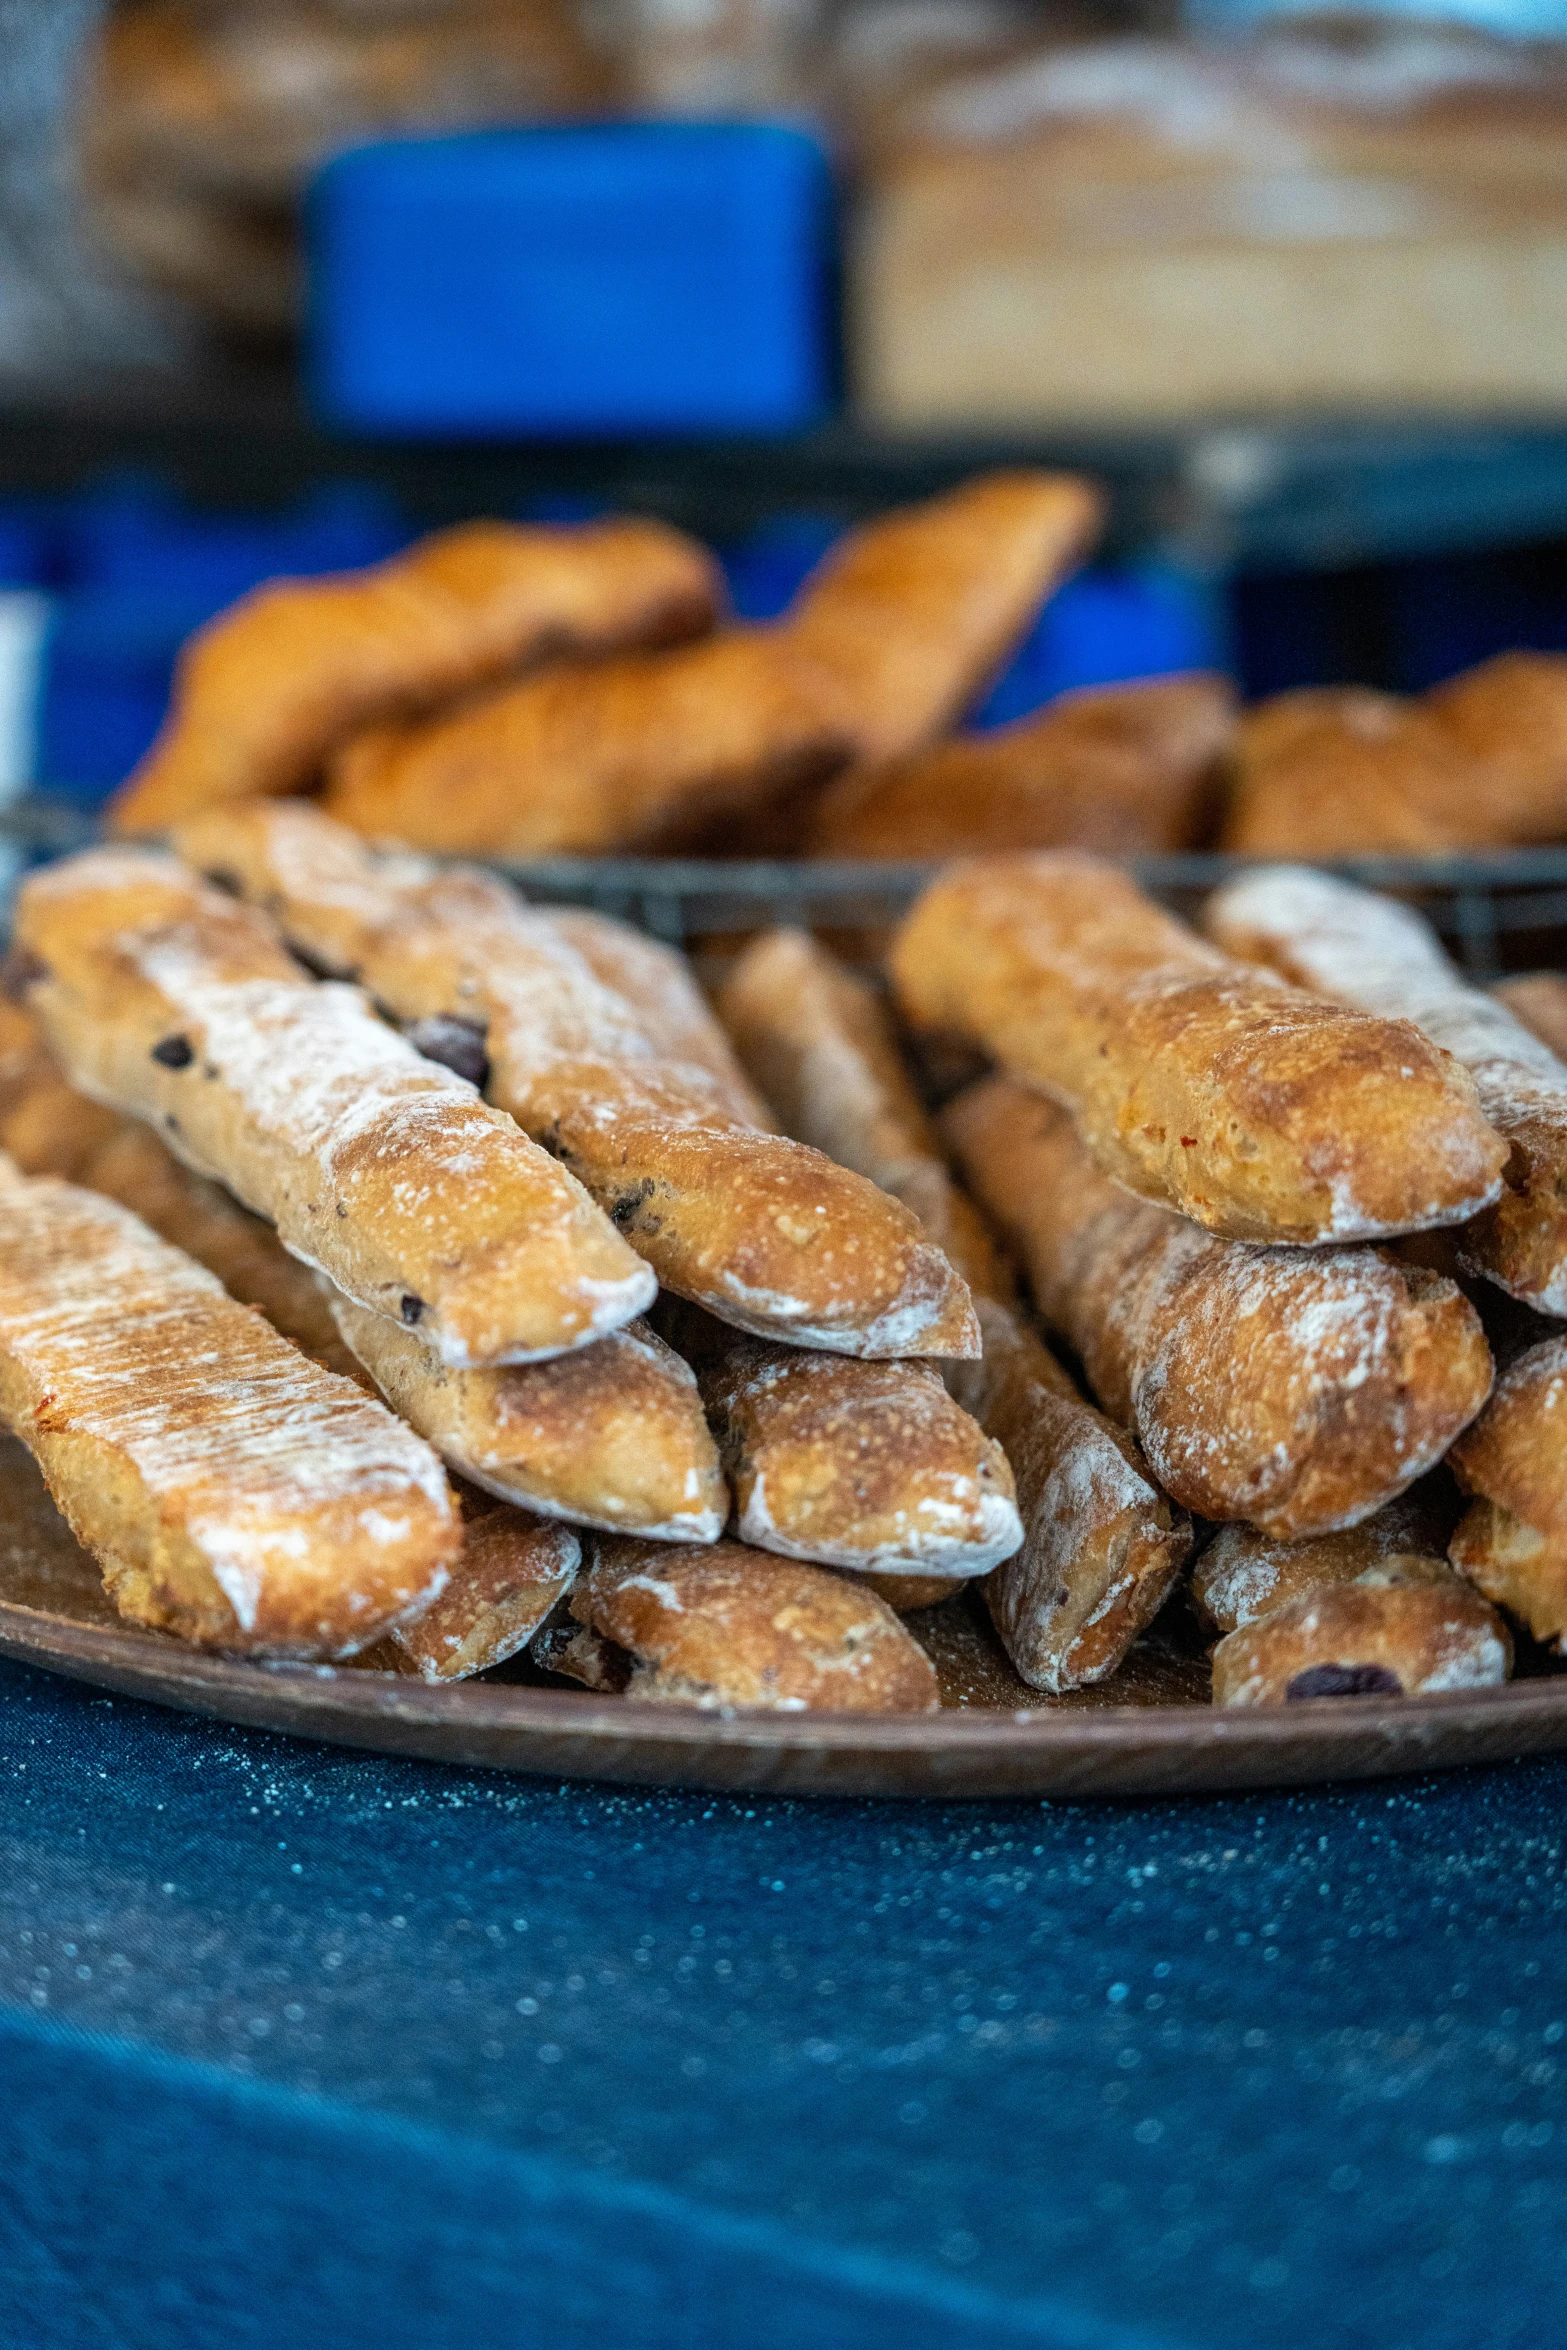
[661,1302,1021,1577]
[330,1293,726,1542]
[893,853,1507,1244]
[178,807,978,1357]
[1219,687,1505,857]
[1426,652,1567,844]
[785,471,1103,765]
[110,516,723,832]
[813,673,1235,859]
[14,848,656,1367]
[1450,1497,1567,1647]
[1447,1331,1567,1639]
[0,1160,460,1655]
[943,1077,1495,1539]
[372,1508,580,1682]
[716,925,1191,1688]
[1493,972,1567,1067]
[1208,865,1567,1315]
[1193,1487,1456,1634]
[568,1534,941,1712]
[545,910,774,1127]
[1210,1573,1511,1706]
[323,626,852,857]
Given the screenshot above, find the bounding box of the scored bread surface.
[0,1160,459,1654]
[14,848,656,1366]
[892,852,1507,1245]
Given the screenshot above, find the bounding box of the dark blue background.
[2,1653,1562,2349]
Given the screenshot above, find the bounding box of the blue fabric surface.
[2,1655,1564,2349]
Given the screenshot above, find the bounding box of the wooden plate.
[2,1440,1565,1799]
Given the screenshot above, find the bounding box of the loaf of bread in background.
[892,852,1507,1244]
[111,516,722,832]
[813,673,1235,858]
[943,1076,1494,1539]
[1493,972,1567,1066]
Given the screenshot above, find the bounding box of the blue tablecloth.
[3,1653,1562,2350]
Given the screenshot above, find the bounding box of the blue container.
[308,124,836,439]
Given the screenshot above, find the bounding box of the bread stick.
[1208,864,1567,1315]
[0,1157,459,1653]
[1426,652,1567,844]
[892,852,1507,1244]
[1448,1332,1567,1643]
[365,1506,580,1682]
[1494,972,1567,1065]
[1193,1487,1456,1634]
[812,673,1234,859]
[110,515,724,833]
[14,848,656,1366]
[943,1077,1493,1538]
[542,1533,941,1712]
[329,1291,726,1542]
[1218,687,1504,857]
[1210,1569,1510,1706]
[717,927,1192,1688]
[324,626,853,857]
[784,471,1103,766]
[176,806,977,1357]
[657,1300,1021,1578]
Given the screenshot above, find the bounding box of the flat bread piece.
[14,848,655,1366]
[943,1077,1494,1540]
[0,1158,459,1655]
[1208,864,1567,1316]
[176,805,977,1358]
[545,1533,941,1712]
[330,1293,726,1542]
[717,926,1191,1689]
[1211,1570,1510,1706]
[892,852,1506,1244]
[812,672,1235,858]
[110,515,724,832]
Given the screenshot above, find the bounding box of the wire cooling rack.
[9,798,1567,979]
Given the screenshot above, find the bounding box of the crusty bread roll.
[322,472,1098,855]
[717,926,1191,1689]
[1448,1331,1567,1644]
[1218,687,1500,857]
[177,806,977,1357]
[110,516,723,833]
[0,1156,459,1655]
[1426,652,1567,845]
[1208,864,1567,1316]
[943,1076,1494,1538]
[14,848,656,1367]
[543,1534,941,1712]
[658,1300,1021,1578]
[1494,971,1567,1065]
[892,852,1507,1244]
[364,1506,580,1683]
[329,1291,726,1542]
[1193,1487,1457,1634]
[812,672,1235,859]
[1211,1568,1511,1706]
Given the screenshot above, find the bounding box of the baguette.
[1494,972,1567,1065]
[1210,1568,1510,1706]
[364,1505,579,1683]
[110,515,724,832]
[943,1077,1494,1538]
[1192,1487,1456,1634]
[329,1291,726,1542]
[1426,653,1567,845]
[1218,688,1502,857]
[542,1533,941,1712]
[545,909,774,1128]
[1448,1332,1567,1644]
[177,806,978,1357]
[892,852,1507,1243]
[1208,864,1567,1315]
[657,1300,1021,1578]
[14,848,656,1367]
[717,926,1191,1688]
[0,1157,459,1654]
[812,673,1234,859]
